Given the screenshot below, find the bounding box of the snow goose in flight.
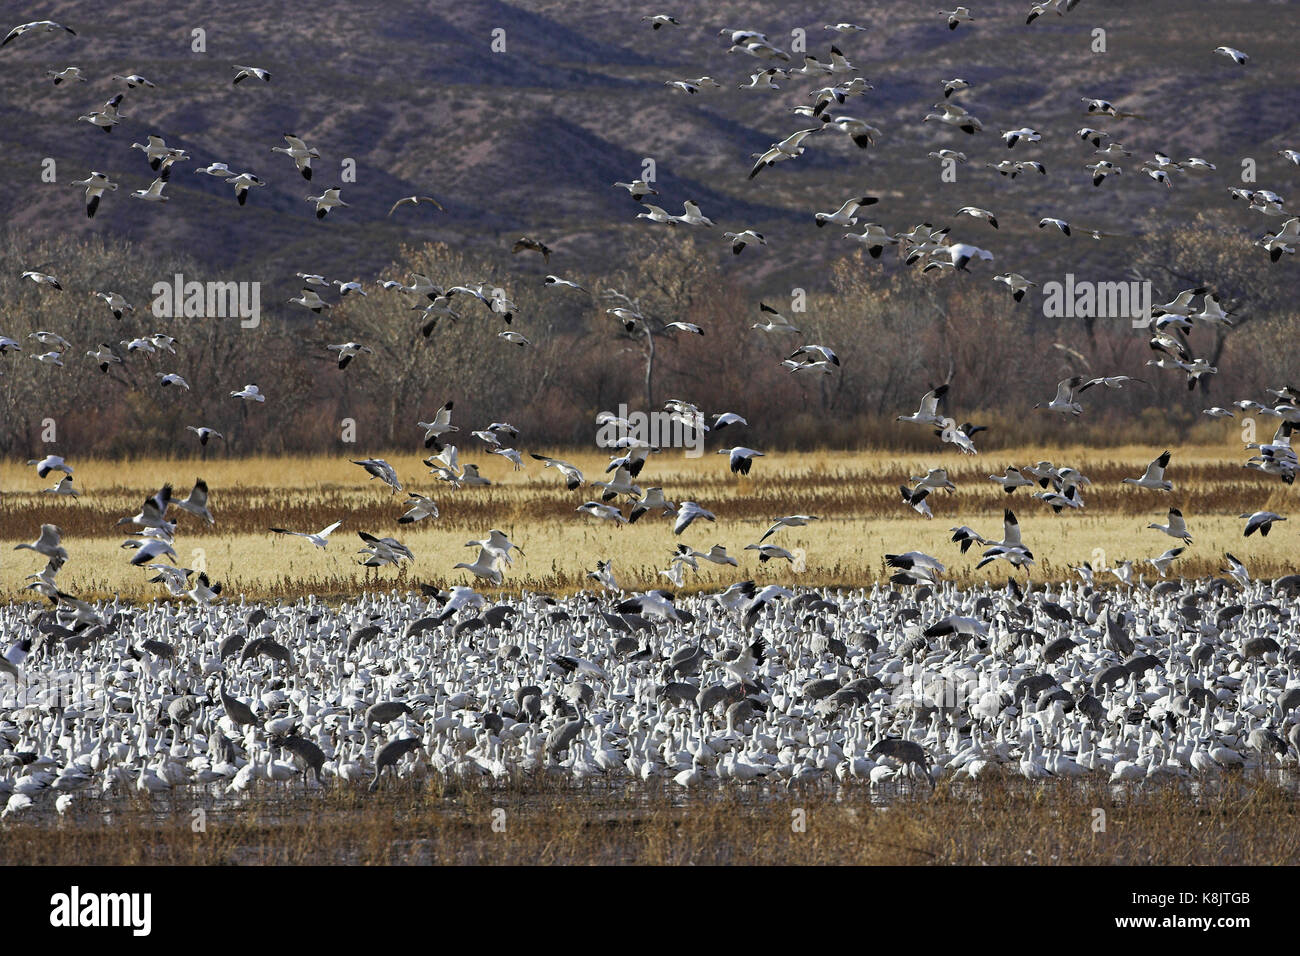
[665,77,718,94]
[357,532,413,567]
[395,494,438,525]
[577,502,627,525]
[32,350,64,366]
[1253,219,1294,257]
[1035,376,1083,416]
[723,230,765,255]
[307,187,347,218]
[1203,406,1234,418]
[14,524,68,566]
[843,223,897,258]
[641,14,680,29]
[271,134,318,179]
[46,66,84,84]
[924,102,982,133]
[3,19,76,45]
[289,288,329,313]
[897,383,948,426]
[987,159,1045,178]
[1085,160,1120,186]
[22,269,62,290]
[730,38,789,61]
[827,47,856,73]
[116,486,175,535]
[72,171,116,217]
[934,242,994,271]
[225,172,266,205]
[673,200,713,227]
[975,511,1035,569]
[752,302,801,334]
[993,272,1037,302]
[1148,507,1192,543]
[1221,553,1249,588]
[327,342,373,369]
[750,127,822,178]
[352,458,403,493]
[233,65,270,83]
[194,162,233,178]
[786,344,839,371]
[636,203,677,225]
[466,529,524,566]
[493,447,524,470]
[1191,294,1234,326]
[941,79,970,99]
[87,344,122,372]
[949,526,991,552]
[720,29,769,44]
[333,280,365,297]
[131,178,169,202]
[689,544,738,567]
[77,94,124,133]
[1001,127,1040,148]
[30,330,69,351]
[664,321,703,336]
[592,465,642,501]
[629,488,676,523]
[1146,547,1184,577]
[673,501,716,535]
[41,474,77,498]
[719,447,763,475]
[899,485,932,518]
[745,544,796,563]
[1123,451,1173,491]
[738,68,784,91]
[814,195,877,228]
[111,73,156,89]
[613,178,658,199]
[531,454,584,489]
[413,403,458,449]
[387,195,443,215]
[543,274,588,293]
[186,425,222,445]
[911,467,955,494]
[942,7,974,29]
[132,135,188,173]
[1214,46,1248,65]
[157,372,190,390]
[712,411,747,431]
[827,116,880,149]
[956,205,997,229]
[1240,511,1285,537]
[795,53,834,76]
[1077,375,1142,395]
[231,383,265,402]
[759,515,820,542]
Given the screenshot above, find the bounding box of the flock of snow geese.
[2,9,1300,813]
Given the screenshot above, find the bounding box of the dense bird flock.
[2,7,1299,812]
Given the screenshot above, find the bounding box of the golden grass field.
[1,444,1295,603]
[4,775,1296,865]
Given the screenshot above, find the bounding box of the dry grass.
[5,774,1296,865]
[1,445,1293,602]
